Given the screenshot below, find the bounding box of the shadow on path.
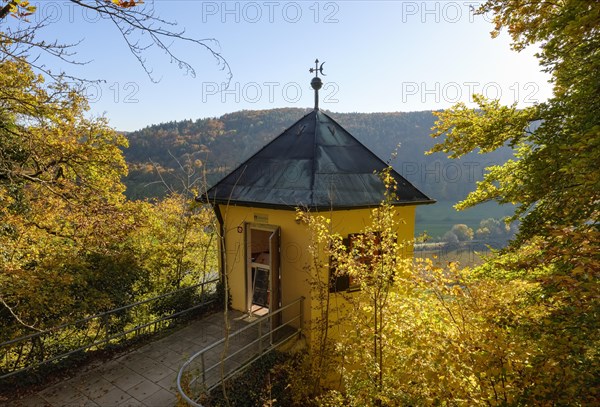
[4,310,247,407]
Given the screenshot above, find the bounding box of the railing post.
[200,280,205,304]
[103,314,110,342]
[299,297,304,338]
[201,352,206,390]
[258,319,263,355]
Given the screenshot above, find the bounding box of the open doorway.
[246,225,281,322]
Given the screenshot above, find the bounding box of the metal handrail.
[177,297,305,407]
[0,276,220,379]
[194,314,302,390]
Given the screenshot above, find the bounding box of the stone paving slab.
[3,311,247,407]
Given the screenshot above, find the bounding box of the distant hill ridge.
[122,108,513,202]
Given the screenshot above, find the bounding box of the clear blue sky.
[23,1,551,131]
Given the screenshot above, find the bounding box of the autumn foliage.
[0,59,217,356]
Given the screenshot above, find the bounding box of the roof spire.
[309,59,325,110]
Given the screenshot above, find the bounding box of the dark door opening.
[246,225,281,320]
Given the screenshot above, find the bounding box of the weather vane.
[309,59,325,110]
[309,59,326,77]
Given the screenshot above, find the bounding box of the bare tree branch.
[0,0,232,84]
[0,296,41,332]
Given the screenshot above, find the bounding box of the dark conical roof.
[200,110,434,210]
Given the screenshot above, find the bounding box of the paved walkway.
[4,310,251,407]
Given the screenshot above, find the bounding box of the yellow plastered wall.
[217,204,416,347]
[217,204,311,325]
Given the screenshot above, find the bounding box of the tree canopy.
[0,52,216,350]
[427,0,600,403]
[430,0,599,259]
[0,57,135,332]
[0,0,219,385]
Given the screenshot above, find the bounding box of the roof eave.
[196,197,436,211]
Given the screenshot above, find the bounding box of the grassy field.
[415,201,515,238]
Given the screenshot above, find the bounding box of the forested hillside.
[122,108,514,204]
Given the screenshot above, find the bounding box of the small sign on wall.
[254,213,268,223]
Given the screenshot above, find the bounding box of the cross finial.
[309,58,325,110]
[309,59,326,77]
